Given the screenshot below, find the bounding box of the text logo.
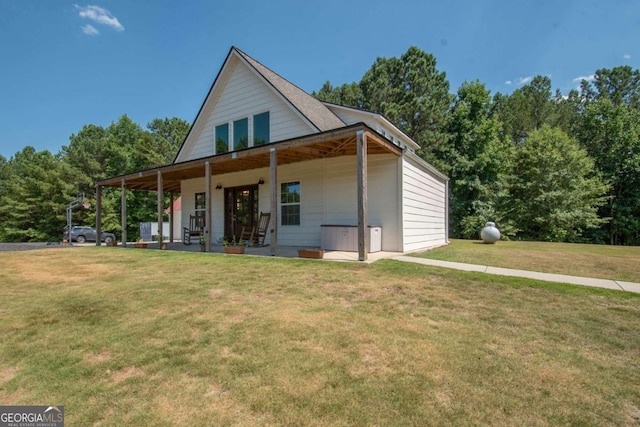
[0,406,64,427]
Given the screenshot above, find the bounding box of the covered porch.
[95,123,402,261]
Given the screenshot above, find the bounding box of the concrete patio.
[110,241,402,263]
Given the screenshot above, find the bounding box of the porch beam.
[357,130,368,261]
[96,124,403,191]
[270,148,278,256]
[205,161,212,252]
[121,179,127,248]
[322,137,355,158]
[157,171,163,245]
[95,185,102,246]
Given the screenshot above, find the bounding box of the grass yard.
[413,239,640,283]
[1,248,639,426]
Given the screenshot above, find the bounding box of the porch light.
[215,183,222,190]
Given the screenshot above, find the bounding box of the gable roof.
[234,47,345,132]
[322,102,421,151]
[174,47,344,163]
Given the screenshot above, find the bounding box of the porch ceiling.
[97,124,402,193]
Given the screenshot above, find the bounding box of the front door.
[224,185,259,239]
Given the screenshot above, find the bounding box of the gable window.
[233,118,248,150]
[280,181,300,226]
[253,112,270,146]
[215,123,229,154]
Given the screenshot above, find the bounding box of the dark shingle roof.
[233,47,345,132]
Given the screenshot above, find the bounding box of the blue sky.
[1,0,638,160]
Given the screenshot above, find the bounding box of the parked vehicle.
[64,226,116,243]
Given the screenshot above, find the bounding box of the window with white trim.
[280,181,300,226]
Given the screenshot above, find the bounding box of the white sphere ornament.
[480,222,501,244]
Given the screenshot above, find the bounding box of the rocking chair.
[240,212,271,247]
[183,214,205,245]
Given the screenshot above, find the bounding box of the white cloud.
[504,80,512,85]
[81,24,99,36]
[624,53,631,59]
[74,4,124,31]
[572,74,595,83]
[517,76,533,85]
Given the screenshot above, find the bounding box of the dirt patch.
[83,352,111,365]
[0,366,19,384]
[627,403,640,426]
[16,263,111,285]
[110,366,144,383]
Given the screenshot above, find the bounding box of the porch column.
[95,185,102,246]
[121,179,127,248]
[169,191,175,243]
[205,161,212,252]
[157,171,164,245]
[357,130,368,261]
[270,147,278,256]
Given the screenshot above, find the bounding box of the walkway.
[393,256,640,294]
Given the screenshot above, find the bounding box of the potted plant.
[298,248,324,259]
[134,237,147,249]
[199,234,206,252]
[223,236,245,254]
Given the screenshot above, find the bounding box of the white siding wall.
[180,154,402,251]
[185,60,314,161]
[402,157,447,252]
[330,108,374,128]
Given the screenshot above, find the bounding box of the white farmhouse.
[96,47,449,260]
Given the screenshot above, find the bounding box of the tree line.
[1,47,638,244]
[0,117,190,241]
[314,47,640,245]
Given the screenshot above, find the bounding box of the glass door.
[224,185,258,239]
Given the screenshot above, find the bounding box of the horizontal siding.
[402,157,447,252]
[185,59,314,161]
[180,154,402,251]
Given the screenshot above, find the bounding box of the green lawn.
[1,248,639,426]
[413,239,640,283]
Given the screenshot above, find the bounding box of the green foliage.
[581,66,640,108]
[312,51,635,244]
[360,47,452,160]
[507,126,608,242]
[313,46,452,165]
[577,100,640,244]
[492,76,552,143]
[147,117,191,163]
[442,81,514,238]
[313,81,363,107]
[0,147,77,241]
[0,115,188,242]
